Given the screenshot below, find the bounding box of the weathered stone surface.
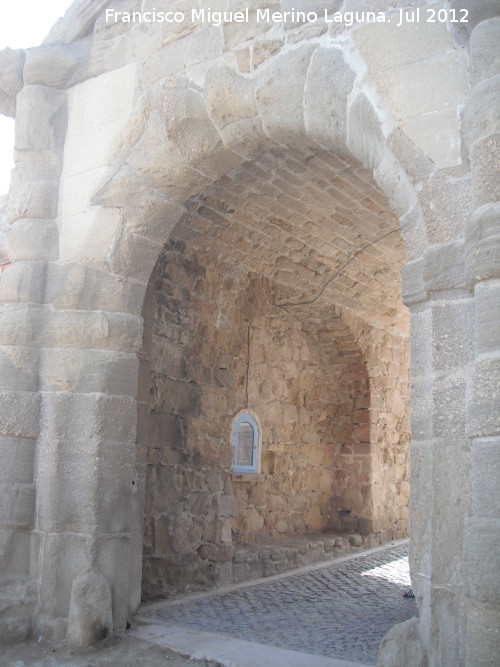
[5,181,59,225]
[419,168,472,244]
[347,92,385,170]
[468,17,500,86]
[15,86,67,153]
[449,0,500,36]
[205,66,257,131]
[471,439,500,520]
[0,577,35,643]
[0,390,39,439]
[93,165,186,244]
[0,304,143,352]
[0,5,496,664]
[44,0,111,45]
[424,241,465,293]
[3,218,58,262]
[386,127,435,189]
[470,132,500,209]
[0,483,35,528]
[304,47,355,153]
[401,258,427,305]
[0,49,25,118]
[374,151,417,217]
[67,569,113,647]
[353,15,468,168]
[377,617,427,667]
[465,202,500,288]
[256,46,316,145]
[463,75,500,151]
[466,358,500,439]
[24,41,89,88]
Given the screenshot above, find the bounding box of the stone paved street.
[139,541,417,665]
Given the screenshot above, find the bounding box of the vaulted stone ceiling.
[170,146,408,343]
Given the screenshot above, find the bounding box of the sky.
[0,0,74,195]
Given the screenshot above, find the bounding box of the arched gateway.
[0,2,498,665]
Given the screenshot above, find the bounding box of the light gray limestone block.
[0,49,24,118]
[377,617,428,667]
[471,439,500,518]
[468,17,500,86]
[67,569,113,647]
[304,47,355,154]
[449,0,500,37]
[402,258,427,305]
[424,241,465,292]
[347,92,384,170]
[256,46,316,146]
[205,65,257,131]
[465,202,500,288]
[463,75,500,151]
[3,218,58,262]
[15,86,67,153]
[474,281,500,354]
[466,357,500,438]
[5,181,59,225]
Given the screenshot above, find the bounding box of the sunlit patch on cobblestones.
[361,556,411,586]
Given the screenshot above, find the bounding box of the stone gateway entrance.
[140,147,411,600]
[0,2,499,666]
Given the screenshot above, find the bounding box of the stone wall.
[1,2,496,663]
[141,205,410,598]
[233,311,350,542]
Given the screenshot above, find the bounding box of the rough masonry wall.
[234,311,350,542]
[141,195,410,598]
[350,317,411,538]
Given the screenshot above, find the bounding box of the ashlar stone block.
[468,17,500,86]
[465,202,500,288]
[474,281,500,355]
[0,48,25,117]
[471,438,500,519]
[256,46,316,146]
[67,569,113,646]
[466,357,500,439]
[304,47,355,154]
[15,86,67,153]
[3,218,58,262]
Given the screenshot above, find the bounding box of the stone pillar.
[462,14,500,667]
[0,80,66,643]
[34,340,142,639]
[402,237,475,667]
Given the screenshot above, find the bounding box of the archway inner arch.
[138,146,410,599]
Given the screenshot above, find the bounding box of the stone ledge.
[231,531,404,585]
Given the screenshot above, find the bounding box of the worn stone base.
[231,531,404,584]
[144,531,407,601]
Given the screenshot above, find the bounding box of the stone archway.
[136,145,410,600]
[1,34,420,642]
[1,4,498,665]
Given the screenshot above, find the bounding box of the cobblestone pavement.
[139,541,417,665]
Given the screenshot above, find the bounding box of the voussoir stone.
[0,49,24,118]
[24,41,89,88]
[205,66,257,131]
[256,46,316,145]
[304,47,355,154]
[468,17,500,86]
